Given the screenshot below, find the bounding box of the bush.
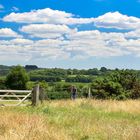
[47,91,70,100]
[131,82,140,99]
[91,70,140,100]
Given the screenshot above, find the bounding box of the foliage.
[30,75,62,82]
[0,78,6,89]
[1,65,140,100]
[25,65,38,70]
[91,70,140,100]
[29,67,106,82]
[131,82,140,99]
[0,65,11,76]
[5,65,29,90]
[66,75,92,83]
[100,67,108,72]
[47,91,70,99]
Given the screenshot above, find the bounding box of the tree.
[0,78,6,89]
[5,65,29,90]
[25,65,38,70]
[100,67,108,72]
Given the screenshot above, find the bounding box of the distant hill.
[0,65,12,76]
[0,65,39,77]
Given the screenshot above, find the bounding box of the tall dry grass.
[0,111,71,140]
[0,99,140,140]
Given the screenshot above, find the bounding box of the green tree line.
[0,65,140,100]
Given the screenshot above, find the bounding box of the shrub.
[47,91,70,100]
[91,70,139,100]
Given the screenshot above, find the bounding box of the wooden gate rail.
[0,90,32,106]
[0,85,44,107]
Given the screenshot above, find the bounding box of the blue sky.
[0,0,140,69]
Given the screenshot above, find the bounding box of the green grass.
[0,99,140,140]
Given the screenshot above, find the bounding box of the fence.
[0,85,91,106]
[0,85,44,107]
[46,86,92,99]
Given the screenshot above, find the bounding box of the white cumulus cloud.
[1,8,140,63]
[0,28,22,38]
[94,11,140,30]
[20,24,77,39]
[3,8,94,25]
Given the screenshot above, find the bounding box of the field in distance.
[0,99,140,140]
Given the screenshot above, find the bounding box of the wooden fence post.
[32,84,40,106]
[88,87,91,98]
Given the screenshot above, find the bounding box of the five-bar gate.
[0,90,32,106]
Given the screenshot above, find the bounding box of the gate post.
[32,84,40,106]
[39,87,45,104]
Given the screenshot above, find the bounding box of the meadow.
[0,99,140,140]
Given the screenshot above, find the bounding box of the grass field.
[0,99,140,140]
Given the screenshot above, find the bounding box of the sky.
[0,0,140,69]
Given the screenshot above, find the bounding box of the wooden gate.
[0,90,32,106]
